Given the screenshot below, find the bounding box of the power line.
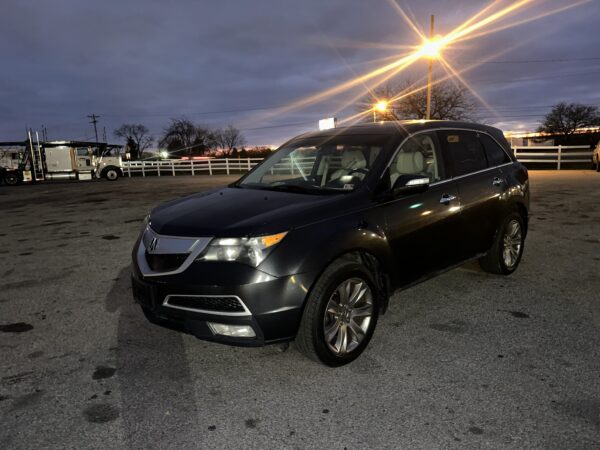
[99,104,284,119]
[470,56,600,64]
[239,121,315,132]
[469,69,600,84]
[143,120,316,139]
[472,103,600,112]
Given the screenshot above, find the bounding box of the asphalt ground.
[0,171,599,449]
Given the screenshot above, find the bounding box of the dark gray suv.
[132,120,529,366]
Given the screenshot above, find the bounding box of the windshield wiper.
[236,183,348,195]
[262,184,346,195]
[265,184,319,194]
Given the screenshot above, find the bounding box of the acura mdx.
[131,121,529,366]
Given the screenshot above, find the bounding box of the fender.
[260,208,395,280]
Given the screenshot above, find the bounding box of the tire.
[104,167,119,181]
[295,259,380,366]
[4,172,19,186]
[479,212,525,275]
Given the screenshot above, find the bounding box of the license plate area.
[132,278,157,309]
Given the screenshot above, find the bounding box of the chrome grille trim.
[162,294,252,316]
[137,226,212,277]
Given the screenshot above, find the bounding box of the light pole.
[426,15,435,120]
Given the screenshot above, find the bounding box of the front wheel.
[479,212,525,275]
[295,259,379,366]
[104,167,120,181]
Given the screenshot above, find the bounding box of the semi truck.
[41,141,124,181]
[0,137,125,185]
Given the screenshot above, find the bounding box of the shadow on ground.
[105,267,202,449]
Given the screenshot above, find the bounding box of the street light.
[422,15,439,120]
[373,100,388,122]
[419,36,442,60]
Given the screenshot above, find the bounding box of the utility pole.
[102,126,107,143]
[426,14,434,121]
[87,114,100,142]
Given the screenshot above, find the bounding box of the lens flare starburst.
[245,0,590,129]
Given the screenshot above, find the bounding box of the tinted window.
[479,134,511,166]
[389,131,445,187]
[438,130,486,177]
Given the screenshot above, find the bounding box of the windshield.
[237,135,391,194]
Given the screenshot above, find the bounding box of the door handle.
[439,193,456,204]
[492,177,505,186]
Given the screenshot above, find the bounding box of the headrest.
[341,149,367,170]
[396,152,424,174]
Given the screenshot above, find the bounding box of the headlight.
[198,232,287,267]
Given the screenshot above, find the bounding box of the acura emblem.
[148,237,159,252]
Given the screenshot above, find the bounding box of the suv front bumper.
[131,265,316,347]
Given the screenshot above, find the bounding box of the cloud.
[0,0,598,144]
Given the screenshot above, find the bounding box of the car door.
[438,129,508,258]
[381,131,463,286]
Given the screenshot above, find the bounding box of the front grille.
[145,252,188,272]
[166,295,246,313]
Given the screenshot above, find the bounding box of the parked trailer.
[0,143,27,185]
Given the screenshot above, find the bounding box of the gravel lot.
[1,171,599,449]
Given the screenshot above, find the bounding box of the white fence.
[122,158,264,177]
[121,156,328,177]
[512,145,593,170]
[122,147,594,177]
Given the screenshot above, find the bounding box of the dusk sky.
[1,0,598,147]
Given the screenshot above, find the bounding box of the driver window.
[389,132,443,187]
[260,147,318,184]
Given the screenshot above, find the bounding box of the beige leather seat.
[390,151,425,187]
[330,149,367,181]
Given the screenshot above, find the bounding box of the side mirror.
[392,174,430,196]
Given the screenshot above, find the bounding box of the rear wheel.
[4,172,19,186]
[479,212,525,275]
[295,259,380,366]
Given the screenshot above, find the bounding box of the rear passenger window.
[438,130,487,177]
[479,134,511,166]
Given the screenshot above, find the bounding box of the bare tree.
[215,125,247,157]
[538,103,600,142]
[159,118,216,157]
[113,124,153,160]
[358,80,475,121]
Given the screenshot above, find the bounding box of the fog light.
[207,322,256,338]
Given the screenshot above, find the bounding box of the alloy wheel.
[502,219,522,269]
[323,277,373,356]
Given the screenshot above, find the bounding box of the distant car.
[131,120,530,366]
[593,141,600,172]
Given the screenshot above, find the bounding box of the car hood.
[149,187,362,237]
